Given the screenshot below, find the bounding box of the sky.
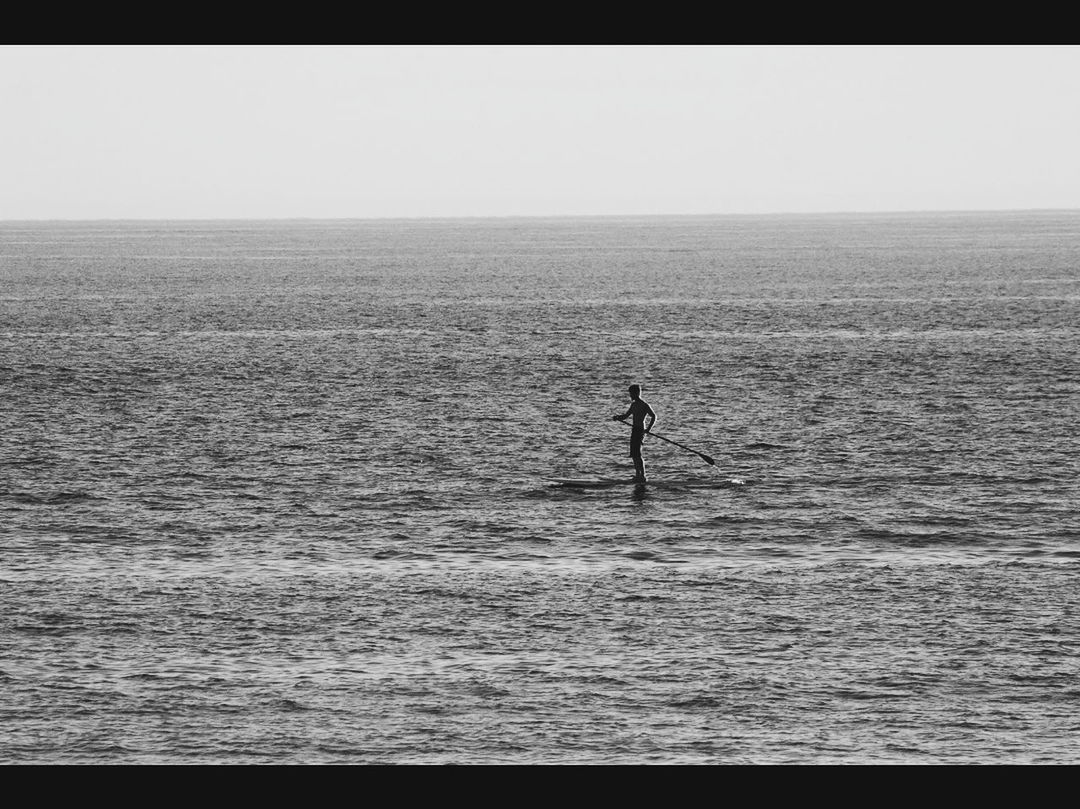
[2,45,1079,221]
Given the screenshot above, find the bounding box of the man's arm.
[644,404,656,432]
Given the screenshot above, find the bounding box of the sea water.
[2,212,1079,763]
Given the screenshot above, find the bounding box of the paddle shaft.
[616,419,716,466]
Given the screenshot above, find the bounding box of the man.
[612,384,656,483]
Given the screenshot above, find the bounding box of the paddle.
[615,418,716,466]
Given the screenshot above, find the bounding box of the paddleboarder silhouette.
[613,384,656,483]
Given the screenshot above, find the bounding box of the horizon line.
[2,206,1079,225]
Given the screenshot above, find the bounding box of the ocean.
[2,211,1079,763]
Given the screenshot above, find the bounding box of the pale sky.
[2,45,1078,220]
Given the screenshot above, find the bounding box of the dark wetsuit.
[626,398,654,459]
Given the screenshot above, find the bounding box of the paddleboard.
[549,477,643,488]
[549,476,746,489]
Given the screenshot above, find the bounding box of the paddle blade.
[699,453,716,466]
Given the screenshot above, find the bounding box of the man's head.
[628,384,640,399]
